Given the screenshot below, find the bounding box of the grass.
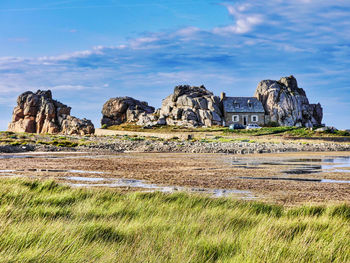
[0,179,348,262]
[226,126,350,137]
[107,124,350,139]
[107,123,227,133]
[0,132,92,147]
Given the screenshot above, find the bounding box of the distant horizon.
[1,0,349,130]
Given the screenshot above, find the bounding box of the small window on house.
[247,100,252,108]
[233,100,240,108]
[251,115,258,122]
[232,115,239,122]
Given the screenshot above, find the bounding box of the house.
[220,93,268,126]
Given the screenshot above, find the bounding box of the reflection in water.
[65,177,256,199]
[239,176,350,184]
[231,156,350,174]
[0,169,106,174]
[0,155,34,159]
[0,172,255,199]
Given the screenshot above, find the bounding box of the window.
[232,115,239,122]
[247,100,252,108]
[234,103,240,108]
[251,115,258,122]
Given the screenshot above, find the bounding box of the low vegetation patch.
[0,132,93,147]
[107,123,226,133]
[226,126,350,137]
[0,179,348,262]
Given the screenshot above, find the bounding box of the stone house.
[221,93,267,126]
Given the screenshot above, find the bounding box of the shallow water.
[0,171,256,199]
[66,177,256,199]
[0,169,106,174]
[231,156,350,175]
[0,155,34,159]
[239,176,350,184]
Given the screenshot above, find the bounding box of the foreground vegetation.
[0,179,348,262]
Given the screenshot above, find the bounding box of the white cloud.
[213,3,263,35]
[213,15,263,34]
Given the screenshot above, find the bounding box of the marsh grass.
[0,179,348,262]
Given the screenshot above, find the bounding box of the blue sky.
[1,0,350,130]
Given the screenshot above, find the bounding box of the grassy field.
[0,179,348,262]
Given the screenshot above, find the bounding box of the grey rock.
[101,96,155,127]
[158,85,223,127]
[255,75,323,127]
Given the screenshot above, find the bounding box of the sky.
[0,0,350,130]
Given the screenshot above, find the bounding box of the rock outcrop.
[8,90,94,135]
[101,97,155,127]
[255,76,323,127]
[157,85,223,127]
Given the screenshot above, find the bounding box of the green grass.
[107,123,227,133]
[225,126,297,136]
[0,179,348,262]
[226,126,350,137]
[107,124,350,138]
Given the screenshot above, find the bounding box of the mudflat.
[1,151,349,205]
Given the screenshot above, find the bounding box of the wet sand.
[1,151,349,205]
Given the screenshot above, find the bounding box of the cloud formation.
[0,0,350,129]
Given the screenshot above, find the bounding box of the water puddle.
[283,167,321,175]
[0,155,34,159]
[64,176,106,182]
[0,153,111,160]
[0,171,255,199]
[239,176,350,184]
[321,179,350,183]
[231,156,350,174]
[0,169,17,173]
[66,177,256,199]
[0,169,106,174]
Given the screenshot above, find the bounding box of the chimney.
[220,92,226,101]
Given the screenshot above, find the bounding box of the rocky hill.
[255,76,323,127]
[8,90,94,135]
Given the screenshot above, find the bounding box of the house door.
[243,116,247,125]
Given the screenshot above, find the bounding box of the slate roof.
[223,97,265,113]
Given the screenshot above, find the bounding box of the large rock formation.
[8,90,94,135]
[101,97,155,127]
[255,76,323,127]
[157,85,223,127]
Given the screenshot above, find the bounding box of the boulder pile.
[101,97,155,127]
[255,76,323,127]
[8,90,94,135]
[156,85,223,127]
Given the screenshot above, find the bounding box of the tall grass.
[0,179,348,262]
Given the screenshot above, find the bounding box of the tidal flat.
[1,151,350,204]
